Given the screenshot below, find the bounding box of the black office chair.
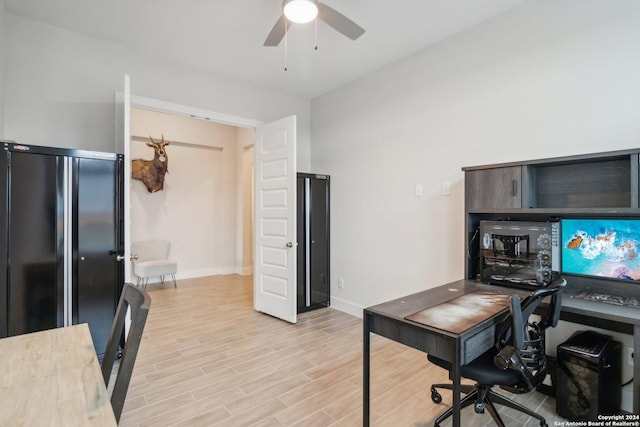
[101,283,152,423]
[427,278,566,427]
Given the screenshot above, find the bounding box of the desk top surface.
[365,279,640,330]
[365,280,528,336]
[405,290,512,334]
[0,324,116,427]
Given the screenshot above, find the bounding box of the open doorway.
[129,107,255,283]
[121,92,298,323]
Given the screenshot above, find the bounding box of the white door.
[254,116,297,323]
[115,75,132,281]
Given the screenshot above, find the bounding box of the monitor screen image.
[561,218,640,281]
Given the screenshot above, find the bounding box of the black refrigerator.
[296,173,330,313]
[0,142,124,356]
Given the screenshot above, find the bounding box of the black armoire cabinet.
[0,142,124,356]
[296,173,330,313]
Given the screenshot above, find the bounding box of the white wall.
[130,108,247,279]
[2,13,311,170]
[311,0,640,316]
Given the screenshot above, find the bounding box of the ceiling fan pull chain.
[315,18,318,50]
[284,20,288,71]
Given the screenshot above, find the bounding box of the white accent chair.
[131,240,177,289]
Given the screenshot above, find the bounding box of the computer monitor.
[561,218,640,281]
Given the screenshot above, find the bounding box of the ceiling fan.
[264,0,366,47]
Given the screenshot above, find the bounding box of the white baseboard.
[238,266,253,276]
[330,296,364,319]
[227,266,253,276]
[178,268,221,280]
[179,266,252,279]
[130,267,245,284]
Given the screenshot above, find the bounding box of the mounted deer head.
[132,135,170,193]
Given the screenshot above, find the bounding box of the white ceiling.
[4,0,526,99]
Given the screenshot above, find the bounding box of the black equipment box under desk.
[556,330,621,421]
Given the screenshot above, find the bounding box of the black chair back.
[493,278,566,392]
[101,283,151,422]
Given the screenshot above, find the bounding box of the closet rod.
[131,135,223,151]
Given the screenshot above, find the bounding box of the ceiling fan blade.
[317,2,365,40]
[264,14,288,46]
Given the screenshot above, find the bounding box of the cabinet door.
[308,178,329,307]
[296,175,330,312]
[296,176,306,310]
[0,152,5,337]
[74,157,120,357]
[7,152,64,336]
[465,166,522,209]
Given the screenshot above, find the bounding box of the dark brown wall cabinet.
[465,166,522,210]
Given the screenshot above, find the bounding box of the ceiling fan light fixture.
[283,0,318,24]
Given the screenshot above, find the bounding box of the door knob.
[286,242,293,248]
[130,254,138,261]
[116,255,125,261]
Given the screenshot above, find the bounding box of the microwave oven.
[479,220,560,289]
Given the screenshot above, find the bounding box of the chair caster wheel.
[474,401,485,413]
[540,422,548,427]
[430,387,442,404]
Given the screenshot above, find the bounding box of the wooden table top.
[0,324,116,426]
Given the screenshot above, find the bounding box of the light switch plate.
[441,182,451,195]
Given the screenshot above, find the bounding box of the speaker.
[556,330,621,421]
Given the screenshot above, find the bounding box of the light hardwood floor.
[119,275,565,426]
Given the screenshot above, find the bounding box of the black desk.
[363,280,526,427]
[363,279,640,427]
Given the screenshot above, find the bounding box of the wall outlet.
[338,278,345,289]
[627,347,634,366]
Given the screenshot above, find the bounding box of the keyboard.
[573,289,639,309]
